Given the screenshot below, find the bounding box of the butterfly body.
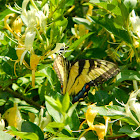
[54,55,120,103]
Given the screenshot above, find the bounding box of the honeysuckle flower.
[21,7,38,28]
[125,89,140,126]
[94,124,106,140]
[72,24,89,39]
[6,3,21,14]
[3,103,22,130]
[4,13,18,38]
[12,16,23,36]
[6,0,61,86]
[42,3,49,18]
[25,30,36,52]
[130,10,140,38]
[79,104,108,140]
[36,11,46,31]
[115,89,140,128]
[30,53,41,87]
[85,105,98,128]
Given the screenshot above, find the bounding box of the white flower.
[25,30,36,51]
[125,89,140,126]
[130,10,140,38]
[36,11,47,32]
[0,118,5,131]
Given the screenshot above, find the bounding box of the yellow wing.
[66,59,119,96]
[53,55,120,103]
[53,55,68,94]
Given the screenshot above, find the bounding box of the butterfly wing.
[66,59,120,97]
[54,56,120,103]
[53,55,68,94]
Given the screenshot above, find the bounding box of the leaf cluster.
[0,0,140,139]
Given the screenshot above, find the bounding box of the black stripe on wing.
[72,59,120,103]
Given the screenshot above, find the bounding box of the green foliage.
[0,0,140,139]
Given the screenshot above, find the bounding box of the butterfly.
[53,55,120,103]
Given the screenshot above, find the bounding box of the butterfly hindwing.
[54,55,120,103]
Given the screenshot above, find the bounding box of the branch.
[1,87,41,109]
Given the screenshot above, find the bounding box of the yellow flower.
[79,104,108,140]
[3,103,22,129]
[85,105,98,128]
[30,53,41,87]
[12,16,23,36]
[94,124,106,140]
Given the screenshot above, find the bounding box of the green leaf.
[8,131,39,140]
[0,99,6,106]
[2,60,14,76]
[47,122,65,128]
[52,137,76,140]
[90,15,132,44]
[89,90,110,105]
[91,105,137,126]
[116,70,140,84]
[65,0,75,6]
[90,105,124,117]
[38,66,60,91]
[0,9,12,20]
[65,32,93,57]
[111,87,129,104]
[6,47,18,60]
[17,77,30,86]
[7,126,17,131]
[0,131,16,140]
[62,92,70,113]
[118,0,129,26]
[67,103,80,131]
[119,125,140,138]
[92,1,122,16]
[67,103,78,117]
[45,100,61,122]
[21,121,44,140]
[89,0,103,3]
[39,67,54,90]
[18,106,39,114]
[45,96,62,112]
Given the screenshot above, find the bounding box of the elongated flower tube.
[79,104,108,140]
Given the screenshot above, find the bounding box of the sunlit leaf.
[45,100,61,122]
[47,122,65,128]
[45,96,62,112]
[8,131,39,140]
[90,15,132,44]
[0,131,16,140]
[65,32,93,57]
[62,92,70,113]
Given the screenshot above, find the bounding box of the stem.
[133,80,138,90]
[1,87,41,109]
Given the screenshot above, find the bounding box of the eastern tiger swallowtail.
[53,55,120,103]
